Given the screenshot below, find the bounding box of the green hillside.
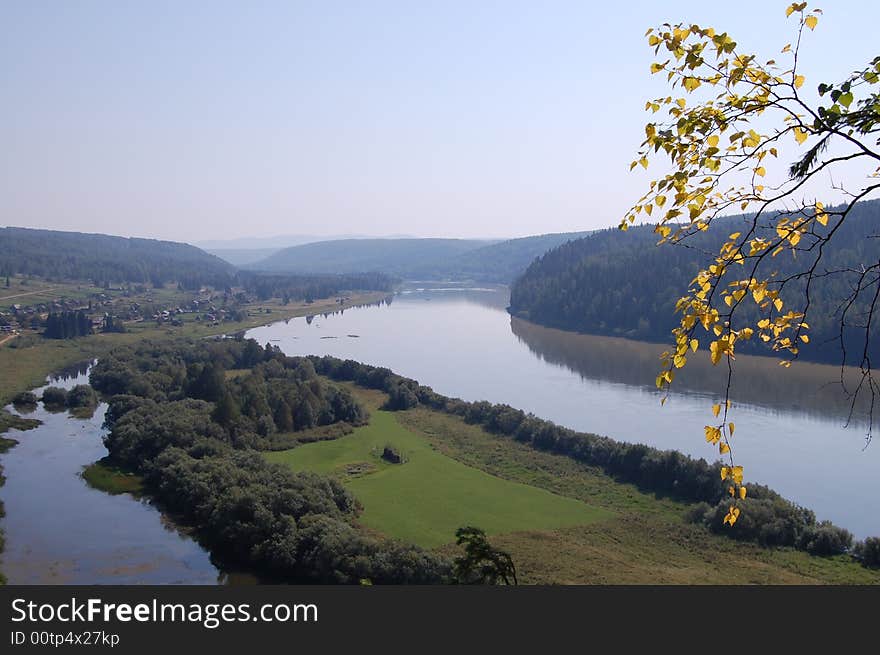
[0,226,235,289]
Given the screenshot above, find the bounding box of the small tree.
[453,526,517,585]
[854,537,880,567]
[41,386,68,407]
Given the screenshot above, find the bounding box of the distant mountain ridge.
[248,232,594,282]
[196,234,379,250]
[205,248,283,267]
[248,238,498,276]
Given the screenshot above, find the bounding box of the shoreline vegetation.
[306,357,878,567]
[88,339,451,584]
[81,457,145,496]
[0,289,389,412]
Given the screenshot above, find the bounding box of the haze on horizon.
[2,1,876,244]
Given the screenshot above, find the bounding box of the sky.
[1,1,877,244]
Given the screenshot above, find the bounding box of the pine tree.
[212,391,240,427]
[274,400,294,432]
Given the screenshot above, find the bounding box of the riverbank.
[284,381,880,583]
[0,290,389,411]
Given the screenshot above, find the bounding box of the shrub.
[798,522,853,556]
[41,386,68,406]
[385,384,419,410]
[67,384,98,409]
[12,391,37,406]
[684,502,713,524]
[854,537,880,567]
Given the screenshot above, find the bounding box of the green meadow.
[265,410,611,548]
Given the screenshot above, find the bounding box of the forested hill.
[438,231,594,283]
[250,238,495,275]
[249,232,593,282]
[509,199,880,365]
[0,227,235,289]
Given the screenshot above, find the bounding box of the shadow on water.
[0,365,241,584]
[511,317,872,425]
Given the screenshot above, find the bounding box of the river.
[247,284,879,539]
[0,364,222,584]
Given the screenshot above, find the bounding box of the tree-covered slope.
[436,231,594,282]
[249,232,593,282]
[509,199,880,365]
[206,247,282,267]
[0,227,235,289]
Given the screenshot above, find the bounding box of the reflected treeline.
[511,317,872,424]
[398,283,510,311]
[298,295,394,326]
[48,360,94,384]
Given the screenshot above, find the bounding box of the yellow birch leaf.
[731,466,743,484]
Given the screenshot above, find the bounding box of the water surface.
[1,365,221,584]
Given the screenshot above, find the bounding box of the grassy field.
[268,382,880,583]
[266,403,610,548]
[0,278,105,311]
[395,404,880,584]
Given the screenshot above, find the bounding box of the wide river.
[248,284,879,539]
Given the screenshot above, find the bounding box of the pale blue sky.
[1,1,876,242]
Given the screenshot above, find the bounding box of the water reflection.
[511,317,871,424]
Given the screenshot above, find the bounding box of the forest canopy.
[0,227,235,289]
